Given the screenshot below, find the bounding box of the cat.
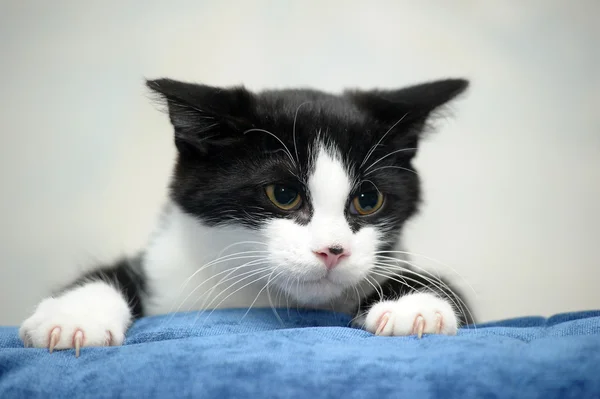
[19,77,472,356]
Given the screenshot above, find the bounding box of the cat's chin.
[281,277,347,306]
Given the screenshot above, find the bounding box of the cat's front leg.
[19,260,142,356]
[361,292,458,337]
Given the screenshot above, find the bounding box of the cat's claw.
[48,327,85,357]
[435,312,443,333]
[412,313,444,338]
[365,293,458,337]
[375,312,391,335]
[48,327,60,353]
[414,315,425,339]
[74,330,83,358]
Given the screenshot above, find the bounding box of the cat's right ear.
[146,79,254,155]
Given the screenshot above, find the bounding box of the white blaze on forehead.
[307,144,354,251]
[308,145,352,215]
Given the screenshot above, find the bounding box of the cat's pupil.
[358,192,378,211]
[274,185,298,205]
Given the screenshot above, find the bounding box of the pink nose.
[314,245,351,269]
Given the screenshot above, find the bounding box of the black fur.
[66,258,146,318]
[66,78,471,323]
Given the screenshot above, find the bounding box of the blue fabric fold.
[1,309,599,399]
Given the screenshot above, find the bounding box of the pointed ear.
[146,78,254,154]
[346,79,468,159]
[347,79,469,124]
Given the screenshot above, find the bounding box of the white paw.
[363,292,458,337]
[19,281,132,356]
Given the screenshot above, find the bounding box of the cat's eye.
[265,184,302,210]
[350,191,384,216]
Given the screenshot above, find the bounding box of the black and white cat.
[19,78,471,356]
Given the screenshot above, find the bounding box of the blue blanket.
[1,309,599,398]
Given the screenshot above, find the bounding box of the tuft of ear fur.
[146,78,255,154]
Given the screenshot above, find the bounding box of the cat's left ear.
[347,78,469,124]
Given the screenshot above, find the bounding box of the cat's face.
[148,79,468,305]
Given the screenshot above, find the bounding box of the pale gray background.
[1,1,598,325]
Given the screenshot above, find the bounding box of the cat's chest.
[141,205,288,315]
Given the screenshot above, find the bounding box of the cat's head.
[148,78,468,305]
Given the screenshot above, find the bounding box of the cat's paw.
[19,282,132,357]
[363,292,458,337]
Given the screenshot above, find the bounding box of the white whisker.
[364,147,418,173]
[347,284,364,325]
[363,274,384,302]
[361,179,382,195]
[244,128,297,168]
[376,254,441,280]
[179,251,268,292]
[360,113,410,168]
[174,254,267,300]
[292,101,310,165]
[161,251,269,323]
[193,269,272,326]
[243,268,287,321]
[286,275,295,319]
[365,165,417,176]
[375,250,477,297]
[204,270,273,319]
[178,260,270,314]
[266,274,285,326]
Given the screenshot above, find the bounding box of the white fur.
[19,281,131,349]
[142,205,280,315]
[362,292,458,336]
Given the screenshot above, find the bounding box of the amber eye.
[350,191,384,215]
[265,184,302,210]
